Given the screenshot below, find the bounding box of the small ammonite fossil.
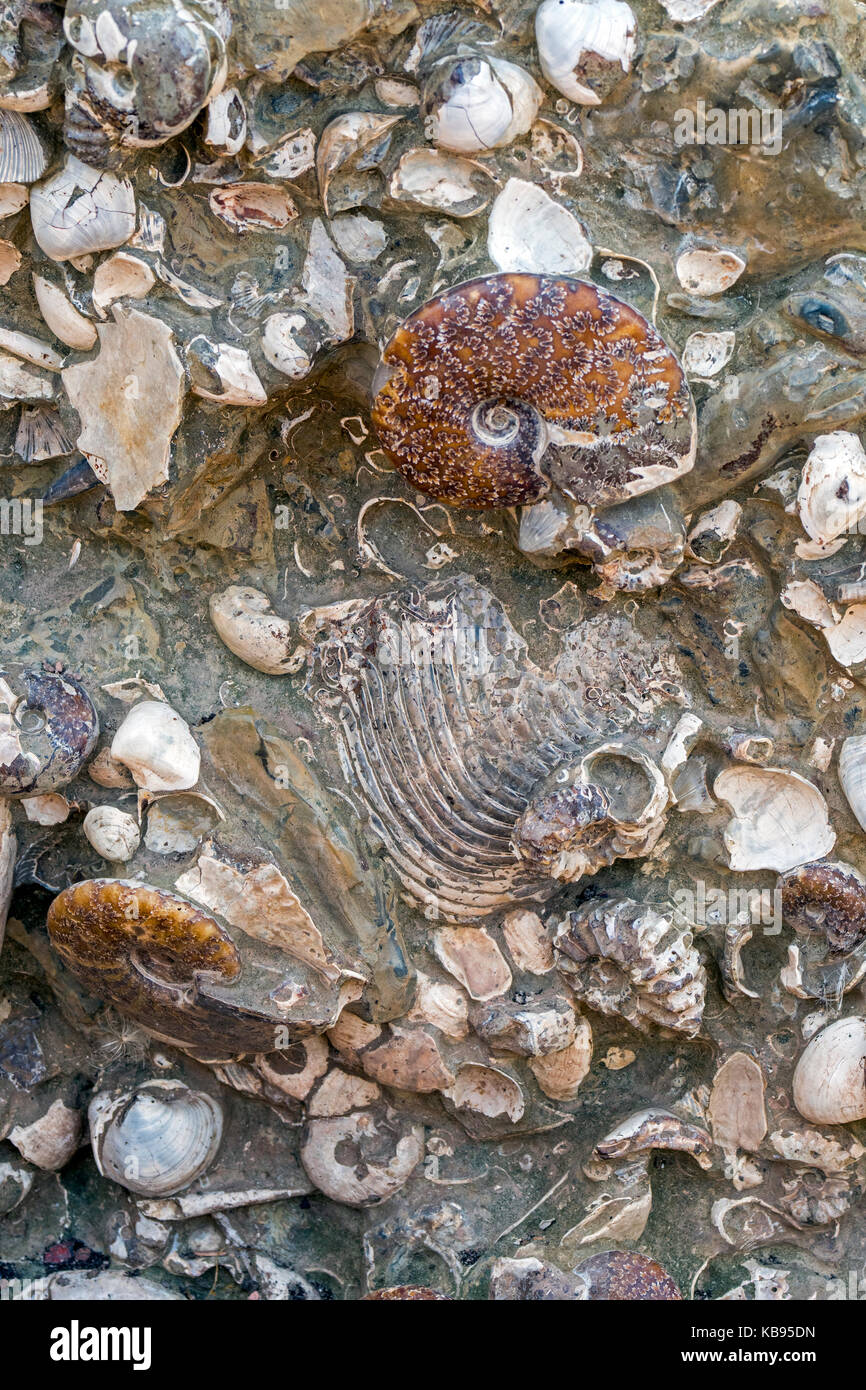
[0,666,99,795]
[370,272,695,509]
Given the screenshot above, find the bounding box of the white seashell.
[531,119,584,181]
[83,805,140,862]
[32,273,97,350]
[682,330,735,378]
[375,77,419,107]
[89,1081,223,1197]
[111,700,200,792]
[535,0,637,106]
[389,147,495,217]
[826,606,866,669]
[300,1108,424,1206]
[260,311,314,379]
[29,158,135,262]
[675,245,746,296]
[797,431,866,546]
[188,337,267,406]
[22,793,70,826]
[208,183,297,233]
[793,1018,866,1125]
[209,586,304,675]
[330,213,388,264]
[839,735,866,830]
[714,765,835,872]
[0,325,63,371]
[204,87,247,157]
[0,110,46,183]
[487,177,592,276]
[659,0,723,18]
[92,252,155,314]
[0,183,29,217]
[0,239,20,285]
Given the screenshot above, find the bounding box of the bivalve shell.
[793,1018,866,1125]
[89,1081,223,1197]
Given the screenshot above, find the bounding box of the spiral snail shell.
[370,273,695,509]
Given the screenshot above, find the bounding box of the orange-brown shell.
[576,1250,682,1301]
[779,861,866,956]
[371,273,694,509]
[46,879,280,1054]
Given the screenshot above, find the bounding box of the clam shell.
[839,735,866,830]
[797,431,866,546]
[30,158,135,262]
[793,1018,866,1125]
[89,1081,223,1196]
[110,700,200,792]
[0,110,46,183]
[714,766,835,872]
[208,183,297,233]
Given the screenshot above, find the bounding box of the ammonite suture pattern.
[370,273,696,509]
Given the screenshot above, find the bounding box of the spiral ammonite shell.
[370,273,696,509]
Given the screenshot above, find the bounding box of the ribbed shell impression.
[306,576,594,921]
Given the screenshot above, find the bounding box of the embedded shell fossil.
[89,1080,223,1197]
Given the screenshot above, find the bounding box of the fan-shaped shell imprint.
[370,273,696,509]
[307,576,600,922]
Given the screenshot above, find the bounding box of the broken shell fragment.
[83,805,140,862]
[714,766,835,873]
[89,1081,223,1197]
[29,157,135,261]
[487,178,592,277]
[0,667,99,794]
[92,252,156,313]
[187,337,266,406]
[0,109,46,183]
[300,1108,424,1206]
[389,147,495,217]
[61,307,185,512]
[111,701,200,792]
[682,330,735,379]
[209,587,303,675]
[32,273,97,350]
[793,1017,866,1125]
[204,87,247,157]
[371,274,695,509]
[208,183,297,233]
[432,926,512,1001]
[535,0,637,106]
[708,1052,767,1154]
[444,1063,525,1126]
[592,1107,713,1168]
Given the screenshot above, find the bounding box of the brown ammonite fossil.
[370,273,696,509]
[46,879,298,1055]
